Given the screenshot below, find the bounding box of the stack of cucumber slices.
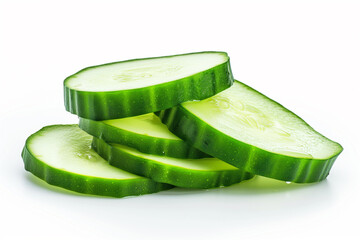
[22,51,343,198]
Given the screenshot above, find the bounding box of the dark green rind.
[92,137,254,189]
[64,52,234,120]
[79,117,209,159]
[157,87,343,183]
[21,125,173,198]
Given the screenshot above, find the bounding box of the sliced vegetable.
[92,137,254,189]
[22,125,173,197]
[79,113,208,158]
[158,80,343,183]
[64,51,233,120]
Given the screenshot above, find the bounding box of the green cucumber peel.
[22,125,173,197]
[64,51,233,120]
[158,80,343,183]
[79,113,208,158]
[92,137,254,189]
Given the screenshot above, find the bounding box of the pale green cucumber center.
[112,143,239,171]
[182,81,341,159]
[29,125,141,179]
[103,113,180,140]
[66,52,227,92]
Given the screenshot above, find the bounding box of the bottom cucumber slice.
[92,137,254,189]
[22,125,173,197]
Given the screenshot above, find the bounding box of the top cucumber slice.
[79,113,208,159]
[64,52,233,120]
[158,80,343,183]
[22,125,172,197]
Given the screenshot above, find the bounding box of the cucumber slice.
[158,80,343,183]
[22,125,173,197]
[92,137,254,189]
[64,52,233,120]
[79,113,208,158]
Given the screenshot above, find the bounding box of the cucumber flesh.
[67,52,229,92]
[22,125,173,197]
[92,137,254,189]
[64,51,233,120]
[183,82,340,159]
[158,80,343,183]
[79,113,208,158]
[105,113,178,139]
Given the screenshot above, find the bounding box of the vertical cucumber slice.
[22,125,173,197]
[158,80,343,183]
[79,113,208,158]
[64,52,233,120]
[92,137,254,189]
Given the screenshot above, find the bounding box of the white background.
[1,0,359,239]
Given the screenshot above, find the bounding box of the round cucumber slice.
[64,52,233,120]
[79,113,208,159]
[22,125,173,197]
[92,137,254,189]
[158,80,343,183]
